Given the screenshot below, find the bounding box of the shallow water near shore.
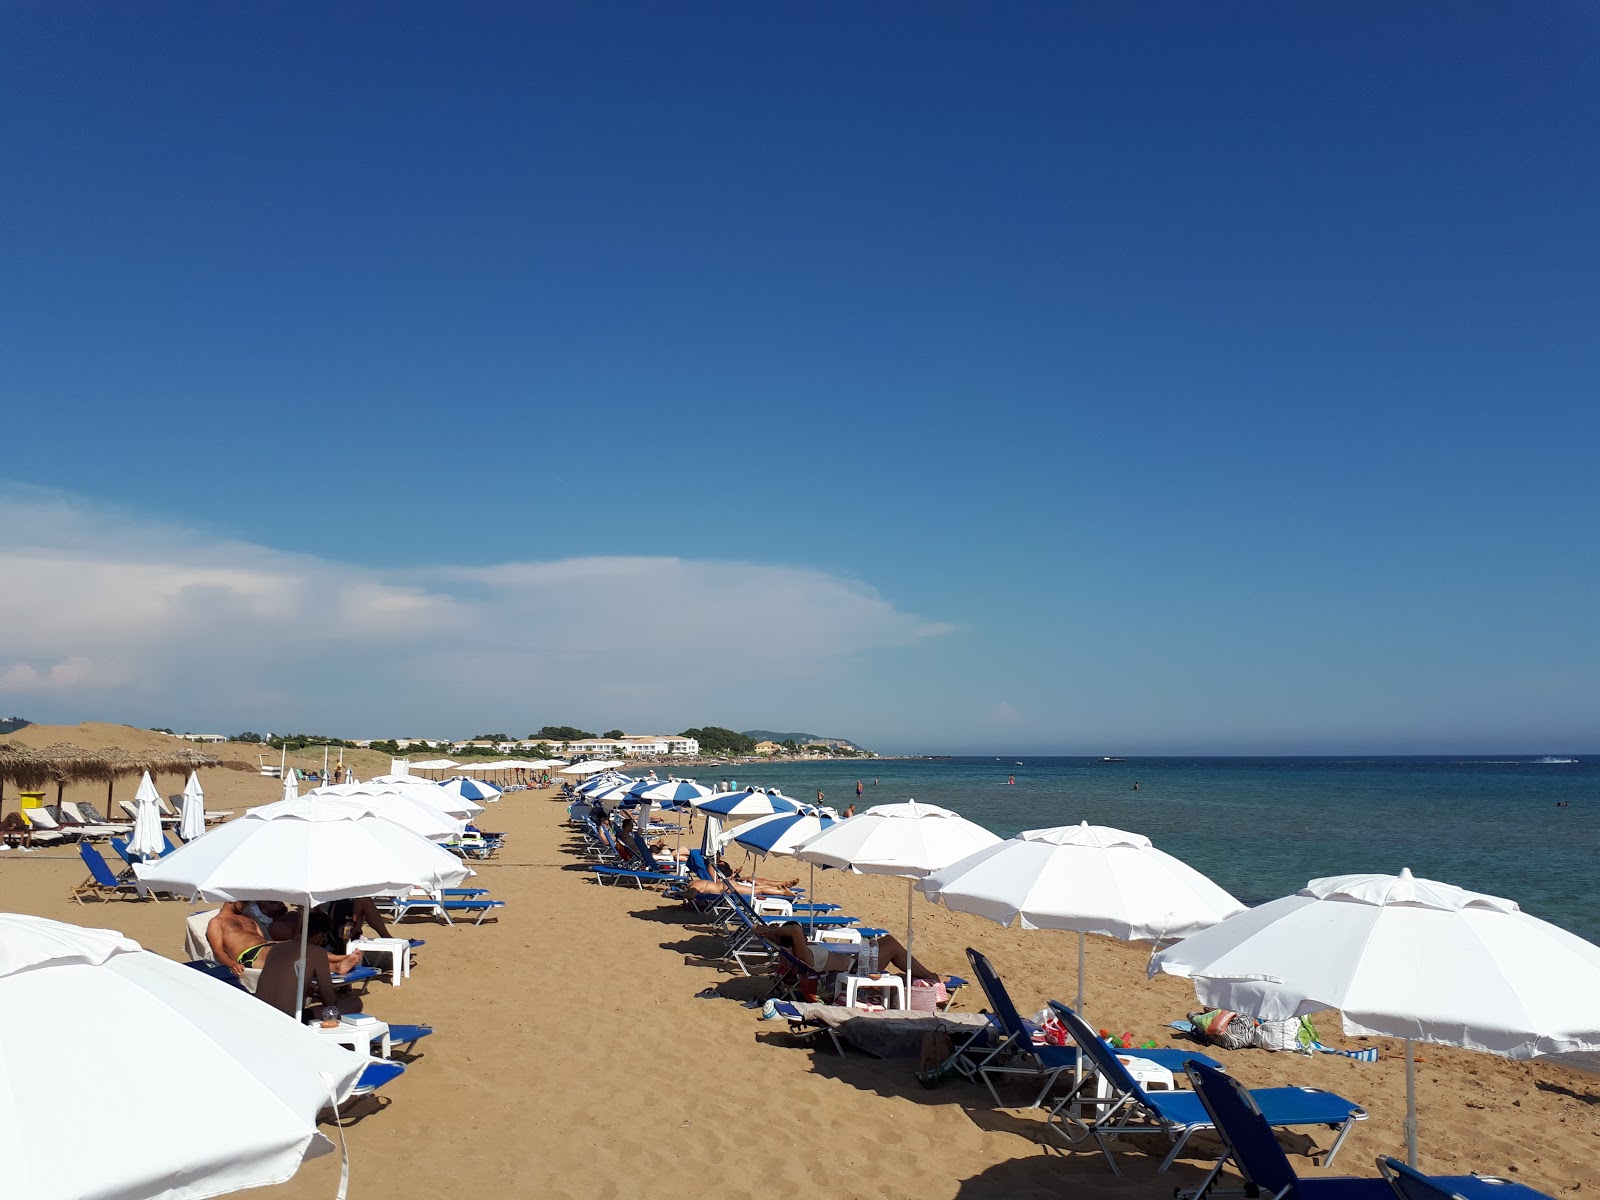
[746,756,1600,940]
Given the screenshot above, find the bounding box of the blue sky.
[3,3,1596,753]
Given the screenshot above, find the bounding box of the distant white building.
[179,733,228,744]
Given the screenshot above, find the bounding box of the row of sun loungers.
[566,803,1553,1197]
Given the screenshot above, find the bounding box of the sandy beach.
[1,725,1597,1199]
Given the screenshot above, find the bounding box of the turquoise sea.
[741,756,1600,943]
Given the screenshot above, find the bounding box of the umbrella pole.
[1072,930,1087,1111]
[1076,931,1086,1015]
[295,899,311,1023]
[905,879,915,1000]
[1405,1038,1418,1167]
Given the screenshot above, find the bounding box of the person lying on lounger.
[763,922,950,984]
[208,901,275,978]
[254,912,366,1020]
[319,896,393,951]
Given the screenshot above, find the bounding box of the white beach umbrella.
[127,770,165,860]
[135,797,473,1013]
[281,771,300,803]
[0,913,364,1200]
[1150,868,1600,1166]
[301,787,465,841]
[917,821,1246,1015]
[796,800,1001,995]
[562,759,626,775]
[135,797,472,903]
[318,781,484,819]
[178,770,207,842]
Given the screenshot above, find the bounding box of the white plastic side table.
[309,1017,392,1059]
[843,974,906,1010]
[349,937,411,987]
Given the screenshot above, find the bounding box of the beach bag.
[1255,1015,1317,1053]
[909,979,947,1014]
[1187,1009,1258,1051]
[917,1026,957,1088]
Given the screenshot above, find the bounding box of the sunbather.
[322,896,393,949]
[1,811,35,848]
[254,912,366,1020]
[207,901,275,978]
[276,906,365,974]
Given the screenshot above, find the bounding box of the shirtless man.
[207,901,275,978]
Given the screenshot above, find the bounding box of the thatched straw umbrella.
[0,741,222,814]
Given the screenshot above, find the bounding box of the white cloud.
[0,484,950,734]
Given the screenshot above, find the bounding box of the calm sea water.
[739,756,1600,943]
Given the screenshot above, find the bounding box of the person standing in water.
[1007,775,1014,785]
[855,779,863,799]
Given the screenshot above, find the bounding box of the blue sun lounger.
[1048,1000,1365,1175]
[962,948,1220,1109]
[1378,1154,1554,1200]
[384,896,505,925]
[1184,1060,1547,1200]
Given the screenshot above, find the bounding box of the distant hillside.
[742,730,864,751]
[0,716,31,735]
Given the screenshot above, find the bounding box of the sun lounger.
[1048,1000,1365,1175]
[16,806,73,845]
[347,1058,407,1099]
[69,842,153,903]
[57,802,130,838]
[1182,1061,1541,1200]
[385,1023,434,1053]
[1378,1155,1554,1200]
[378,895,505,926]
[593,864,683,888]
[961,948,1219,1109]
[118,799,181,827]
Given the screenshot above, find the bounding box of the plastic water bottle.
[858,940,878,976]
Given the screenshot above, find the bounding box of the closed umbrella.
[178,771,206,842]
[796,800,1001,1002]
[127,771,165,860]
[917,822,1245,1015]
[0,913,364,1200]
[1150,868,1600,1165]
[281,771,300,803]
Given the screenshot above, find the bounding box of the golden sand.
[1,724,1596,1199]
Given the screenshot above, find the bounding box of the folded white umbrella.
[1150,867,1600,1165]
[127,770,165,860]
[299,787,464,841]
[281,772,299,802]
[796,800,1001,997]
[0,913,364,1200]
[179,770,207,842]
[917,821,1246,1014]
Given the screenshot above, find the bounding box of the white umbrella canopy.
[1149,867,1600,1165]
[795,800,1001,878]
[0,913,364,1200]
[796,801,1001,998]
[318,781,484,819]
[439,776,502,804]
[408,758,459,770]
[134,797,473,904]
[179,770,206,842]
[562,760,626,775]
[916,821,1246,1015]
[127,771,165,859]
[301,787,465,841]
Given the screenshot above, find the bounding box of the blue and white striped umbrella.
[439,777,502,804]
[638,779,714,805]
[692,790,801,818]
[722,811,836,856]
